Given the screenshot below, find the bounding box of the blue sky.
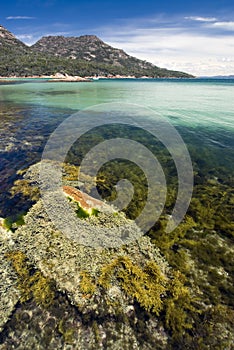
[1,0,234,76]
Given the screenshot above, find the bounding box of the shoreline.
[0,75,92,83]
[0,74,196,82]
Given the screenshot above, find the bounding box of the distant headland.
[0,24,194,79]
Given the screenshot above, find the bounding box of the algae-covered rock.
[12,198,168,310]
[0,221,20,332]
[0,202,169,349]
[1,161,233,349]
[0,162,170,349]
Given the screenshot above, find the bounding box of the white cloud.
[184,16,217,22]
[100,21,234,76]
[210,21,234,31]
[221,57,233,62]
[6,16,35,20]
[15,33,41,46]
[13,14,234,76]
[16,34,33,40]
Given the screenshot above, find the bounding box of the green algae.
[78,255,199,340]
[10,179,40,202]
[99,256,167,314]
[62,162,80,181]
[3,212,26,232]
[76,204,91,218]
[97,256,200,339]
[6,251,55,307]
[146,178,234,346]
[75,202,100,219]
[58,319,75,344]
[164,270,199,338]
[79,270,96,296]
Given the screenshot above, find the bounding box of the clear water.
[0,78,233,217]
[1,78,234,129]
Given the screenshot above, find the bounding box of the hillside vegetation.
[0,25,193,78]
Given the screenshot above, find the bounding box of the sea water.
[0,78,233,217]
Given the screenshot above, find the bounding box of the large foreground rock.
[0,161,170,349]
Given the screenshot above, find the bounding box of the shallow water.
[1,78,234,128]
[0,78,233,217]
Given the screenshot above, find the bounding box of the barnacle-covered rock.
[0,162,171,349]
[0,220,19,332]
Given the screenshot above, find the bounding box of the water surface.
[0,78,233,217]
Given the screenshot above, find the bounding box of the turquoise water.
[1,78,234,130]
[0,78,233,217]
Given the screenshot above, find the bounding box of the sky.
[1,0,234,76]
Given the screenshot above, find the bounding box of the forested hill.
[0,25,194,78]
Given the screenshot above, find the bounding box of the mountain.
[0,25,29,54]
[31,34,192,77]
[31,35,157,69]
[0,25,194,78]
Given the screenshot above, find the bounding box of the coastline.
[0,73,196,83]
[0,74,92,83]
